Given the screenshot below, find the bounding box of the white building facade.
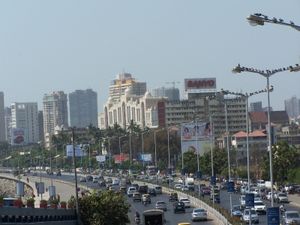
[10,102,39,144]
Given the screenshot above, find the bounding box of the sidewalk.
[288,194,300,208]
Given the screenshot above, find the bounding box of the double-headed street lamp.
[232,64,299,206]
[247,13,300,31]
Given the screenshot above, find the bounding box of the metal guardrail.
[0,207,76,224]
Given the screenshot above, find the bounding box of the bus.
[146,165,157,176]
[143,209,165,225]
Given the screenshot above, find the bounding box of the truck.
[143,209,165,225]
[185,177,195,191]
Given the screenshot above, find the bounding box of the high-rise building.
[38,111,44,143]
[285,96,300,119]
[250,101,263,112]
[152,87,180,101]
[43,91,68,139]
[69,89,98,128]
[4,107,12,143]
[11,102,39,144]
[0,92,5,142]
[109,73,146,102]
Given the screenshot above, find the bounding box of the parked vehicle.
[191,208,207,221]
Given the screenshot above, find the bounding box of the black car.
[173,202,185,214]
[169,192,178,202]
[148,188,157,196]
[138,185,148,194]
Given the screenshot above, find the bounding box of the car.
[127,186,137,197]
[253,201,266,214]
[169,192,178,202]
[79,177,86,182]
[154,186,162,194]
[174,184,182,190]
[191,208,207,221]
[147,188,156,196]
[276,192,289,203]
[133,192,142,202]
[201,187,211,195]
[282,211,300,225]
[231,205,243,217]
[86,175,93,182]
[138,185,148,194]
[173,201,185,214]
[155,201,167,211]
[119,186,127,194]
[181,185,189,191]
[179,198,191,208]
[92,176,99,183]
[56,170,62,176]
[240,195,246,208]
[142,194,151,204]
[241,208,259,224]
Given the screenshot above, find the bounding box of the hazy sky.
[1,0,299,111]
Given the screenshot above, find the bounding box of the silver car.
[283,211,300,225]
[191,208,207,221]
[155,201,167,211]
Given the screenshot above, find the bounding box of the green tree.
[79,190,130,225]
[263,141,299,185]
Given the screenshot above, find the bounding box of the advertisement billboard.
[181,122,211,155]
[114,153,129,164]
[11,128,25,145]
[184,78,216,91]
[66,145,87,157]
[96,155,106,162]
[139,154,152,162]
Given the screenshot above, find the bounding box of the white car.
[174,184,182,189]
[242,209,259,224]
[282,211,300,225]
[254,201,266,214]
[181,185,189,191]
[191,208,207,221]
[127,186,136,197]
[240,195,246,208]
[179,198,191,208]
[276,192,289,203]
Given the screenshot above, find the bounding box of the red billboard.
[185,78,216,91]
[114,153,129,164]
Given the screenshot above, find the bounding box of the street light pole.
[71,128,80,224]
[247,13,300,31]
[154,131,158,167]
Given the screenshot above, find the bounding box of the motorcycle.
[135,216,141,224]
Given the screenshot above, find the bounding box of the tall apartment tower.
[0,92,5,142]
[152,87,180,101]
[250,101,263,112]
[38,111,44,143]
[109,73,146,102]
[43,91,68,138]
[4,107,12,143]
[11,102,39,144]
[69,89,98,128]
[285,96,300,119]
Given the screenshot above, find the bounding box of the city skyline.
[0,0,299,111]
